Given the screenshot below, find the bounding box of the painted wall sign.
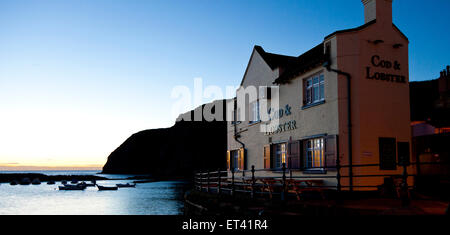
[263,120,297,136]
[366,55,406,83]
[267,104,292,121]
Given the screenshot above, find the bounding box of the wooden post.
[282,163,286,201]
[251,165,255,199]
[217,169,221,195]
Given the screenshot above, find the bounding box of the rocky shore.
[102,100,228,179]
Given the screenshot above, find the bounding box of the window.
[231,108,241,124]
[231,150,240,170]
[227,149,245,171]
[304,73,325,105]
[304,138,324,169]
[249,100,260,124]
[274,143,287,169]
[379,137,397,170]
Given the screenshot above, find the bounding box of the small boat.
[47,180,56,185]
[20,178,31,185]
[58,184,86,190]
[10,180,18,185]
[31,178,41,185]
[116,183,136,188]
[77,181,94,187]
[97,185,118,191]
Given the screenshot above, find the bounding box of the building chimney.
[362,0,393,25]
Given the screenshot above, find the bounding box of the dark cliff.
[102,100,228,179]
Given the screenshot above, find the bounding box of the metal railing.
[195,163,342,202]
[194,160,449,205]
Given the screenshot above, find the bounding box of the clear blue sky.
[0,0,448,168]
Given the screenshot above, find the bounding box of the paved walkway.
[337,198,449,215]
[283,198,450,215]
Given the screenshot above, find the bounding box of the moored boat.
[20,178,31,185]
[31,178,41,185]
[58,184,87,190]
[97,185,118,191]
[116,183,136,188]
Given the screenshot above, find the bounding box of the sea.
[0,170,188,215]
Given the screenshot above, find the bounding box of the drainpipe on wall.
[234,122,245,149]
[233,103,246,169]
[324,57,354,192]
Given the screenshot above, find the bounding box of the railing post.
[251,165,255,199]
[217,168,221,195]
[231,168,235,196]
[416,151,421,177]
[200,171,203,191]
[194,171,198,190]
[289,158,293,180]
[336,157,341,193]
[281,163,286,201]
[207,171,210,193]
[401,164,410,207]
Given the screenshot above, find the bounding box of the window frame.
[249,100,261,124]
[303,137,325,170]
[273,142,287,169]
[231,108,242,125]
[303,72,325,107]
[230,149,240,171]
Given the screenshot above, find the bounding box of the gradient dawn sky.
[0,0,449,169]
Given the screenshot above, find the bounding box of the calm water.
[0,171,188,215]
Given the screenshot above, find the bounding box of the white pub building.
[226,0,415,191]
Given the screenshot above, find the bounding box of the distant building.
[410,66,450,137]
[410,67,450,180]
[227,0,415,191]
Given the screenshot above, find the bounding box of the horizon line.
[0,164,103,171]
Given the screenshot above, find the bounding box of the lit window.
[274,143,287,169]
[304,73,325,105]
[304,138,324,169]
